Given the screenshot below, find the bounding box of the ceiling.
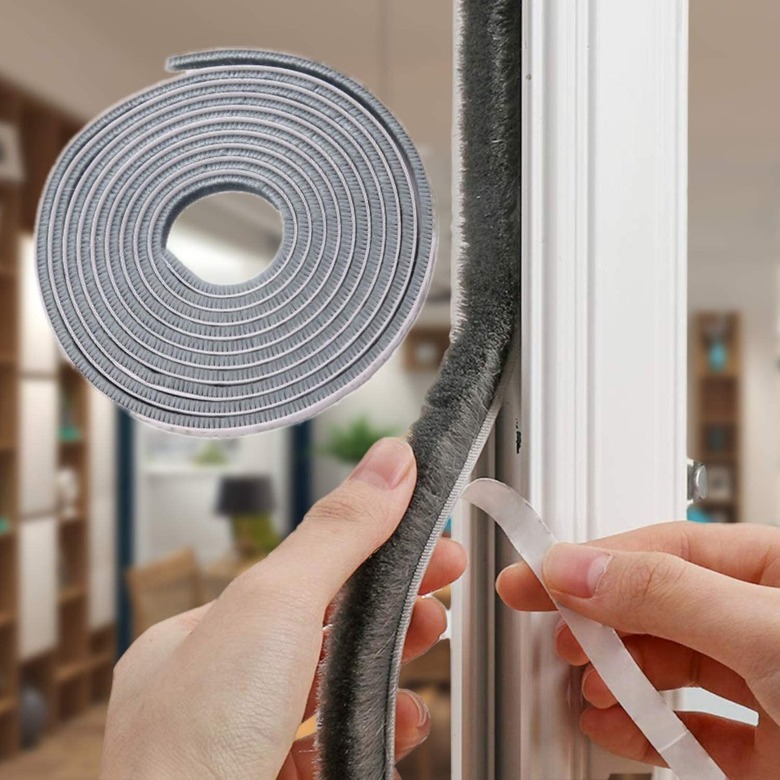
[0,0,452,153]
[2,1,775,264]
[0,0,454,290]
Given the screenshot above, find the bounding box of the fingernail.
[503,561,530,579]
[579,707,596,734]
[543,544,612,598]
[349,438,413,490]
[407,691,429,728]
[581,666,596,691]
[495,560,526,591]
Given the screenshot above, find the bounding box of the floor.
[0,705,106,780]
[0,690,449,779]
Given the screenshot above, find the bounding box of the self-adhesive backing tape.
[36,50,435,436]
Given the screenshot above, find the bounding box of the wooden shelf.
[692,312,742,523]
[0,75,116,760]
[700,498,736,508]
[697,368,738,380]
[58,585,85,606]
[0,698,16,718]
[0,92,20,762]
[88,651,113,671]
[55,335,105,727]
[58,513,85,526]
[143,463,258,477]
[58,437,86,448]
[55,660,88,685]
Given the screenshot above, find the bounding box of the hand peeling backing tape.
[36,50,435,436]
[462,480,727,780]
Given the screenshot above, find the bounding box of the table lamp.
[216,476,278,558]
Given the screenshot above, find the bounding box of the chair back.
[126,547,206,639]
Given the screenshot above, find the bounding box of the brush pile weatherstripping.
[36,50,435,436]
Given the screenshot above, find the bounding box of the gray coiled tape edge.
[36,50,435,437]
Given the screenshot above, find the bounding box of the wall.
[133,218,291,566]
[689,252,779,526]
[311,350,438,499]
[134,430,291,566]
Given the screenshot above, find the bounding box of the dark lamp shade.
[216,476,275,515]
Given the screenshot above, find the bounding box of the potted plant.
[318,416,401,465]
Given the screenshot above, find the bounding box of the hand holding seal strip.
[461,479,727,780]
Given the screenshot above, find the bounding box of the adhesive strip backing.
[461,479,727,780]
[36,50,435,436]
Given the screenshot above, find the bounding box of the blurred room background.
[0,1,452,777]
[0,0,776,778]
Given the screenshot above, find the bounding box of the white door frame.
[451,1,688,778]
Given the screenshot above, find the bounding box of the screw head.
[688,460,708,504]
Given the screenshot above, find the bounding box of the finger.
[402,597,447,664]
[580,705,751,777]
[282,731,317,779]
[285,690,429,780]
[394,689,431,761]
[308,593,448,719]
[304,596,447,721]
[419,537,467,595]
[497,560,554,611]
[541,542,780,685]
[553,620,663,665]
[554,619,596,666]
[302,626,330,722]
[179,439,416,764]
[578,635,756,711]
[228,437,416,617]
[497,520,780,613]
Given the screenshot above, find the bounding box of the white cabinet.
[19,234,57,376]
[18,516,57,660]
[19,378,57,517]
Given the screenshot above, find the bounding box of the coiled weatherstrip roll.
[36,50,435,436]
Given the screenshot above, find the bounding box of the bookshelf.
[692,312,742,523]
[0,79,116,759]
[0,81,21,761]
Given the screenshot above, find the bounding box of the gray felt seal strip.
[36,50,435,437]
[318,0,520,776]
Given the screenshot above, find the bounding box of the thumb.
[261,437,416,611]
[542,542,780,683]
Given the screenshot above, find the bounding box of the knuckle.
[227,561,282,599]
[227,559,315,615]
[129,620,167,653]
[304,484,379,529]
[615,553,683,623]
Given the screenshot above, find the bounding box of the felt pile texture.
[36,50,435,436]
[318,0,521,776]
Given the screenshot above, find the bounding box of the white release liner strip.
[460,479,727,780]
